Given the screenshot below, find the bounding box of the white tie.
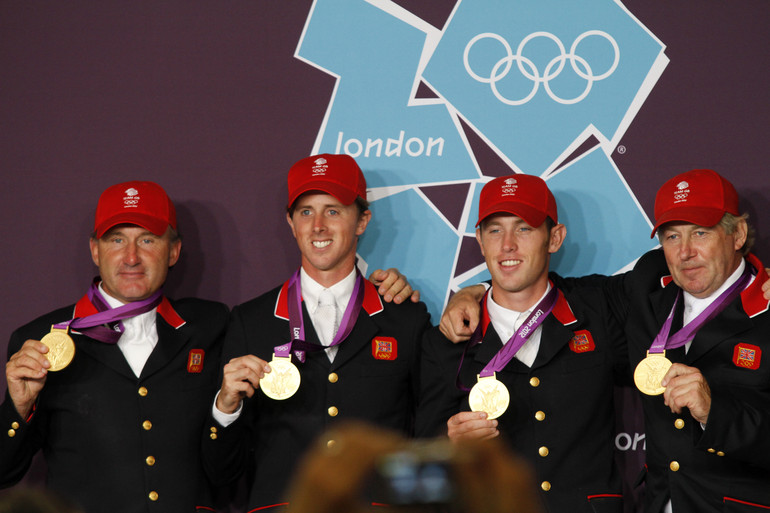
[316,289,339,361]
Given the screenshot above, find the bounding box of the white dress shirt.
[300,267,355,363]
[98,283,158,377]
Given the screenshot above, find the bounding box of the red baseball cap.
[476,174,558,227]
[650,169,739,237]
[287,154,367,208]
[94,181,177,238]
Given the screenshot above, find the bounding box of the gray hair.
[719,212,754,256]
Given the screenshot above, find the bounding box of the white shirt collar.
[487,282,552,330]
[97,282,157,336]
[299,267,356,314]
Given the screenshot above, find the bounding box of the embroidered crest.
[372,337,397,360]
[187,349,205,373]
[569,330,595,353]
[733,343,761,370]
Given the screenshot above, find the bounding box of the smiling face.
[659,220,746,299]
[476,213,565,311]
[90,224,181,303]
[287,192,371,287]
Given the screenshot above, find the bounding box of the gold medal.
[260,355,301,400]
[634,351,672,395]
[40,326,75,372]
[469,374,510,420]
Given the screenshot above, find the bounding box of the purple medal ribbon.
[648,264,752,354]
[54,281,163,344]
[276,268,365,362]
[457,286,558,391]
[479,286,558,377]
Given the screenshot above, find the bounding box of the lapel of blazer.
[646,283,688,363]
[329,309,379,369]
[471,328,516,380]
[74,333,136,380]
[686,298,752,363]
[329,280,384,370]
[650,281,680,330]
[140,316,191,379]
[531,317,576,369]
[531,288,578,369]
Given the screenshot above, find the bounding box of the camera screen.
[373,448,455,506]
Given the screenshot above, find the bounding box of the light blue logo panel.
[357,188,457,321]
[297,0,666,319]
[547,149,658,276]
[297,0,478,187]
[423,0,665,173]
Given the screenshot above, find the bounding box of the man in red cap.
[417,174,628,513]
[441,169,770,512]
[0,181,231,512]
[201,154,432,511]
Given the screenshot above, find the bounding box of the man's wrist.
[212,390,242,428]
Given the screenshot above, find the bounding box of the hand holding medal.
[635,267,751,396]
[216,354,273,413]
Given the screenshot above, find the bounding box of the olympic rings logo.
[463,31,620,105]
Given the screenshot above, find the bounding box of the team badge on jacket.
[733,343,761,370]
[569,330,595,353]
[372,337,397,360]
[187,349,205,373]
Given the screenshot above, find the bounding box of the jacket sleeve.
[549,249,672,332]
[697,371,770,469]
[0,330,45,488]
[414,326,466,438]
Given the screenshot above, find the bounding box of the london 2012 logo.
[296,0,668,319]
[464,31,619,105]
